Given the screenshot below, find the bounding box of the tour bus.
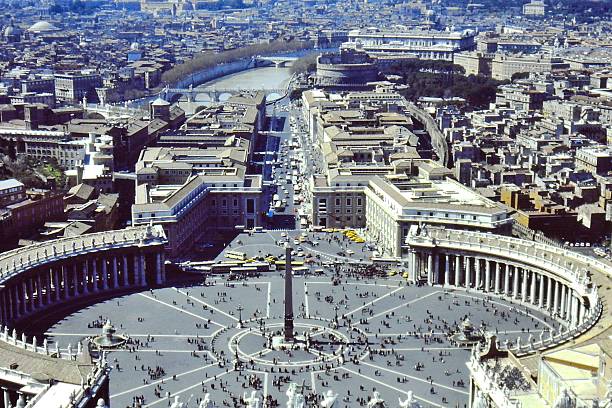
[274,200,284,211]
[229,266,259,276]
[274,260,305,269]
[293,266,309,276]
[371,256,402,266]
[225,251,247,261]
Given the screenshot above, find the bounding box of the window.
[233,199,238,207]
[346,198,351,206]
[335,198,340,206]
[357,198,362,206]
[222,199,227,206]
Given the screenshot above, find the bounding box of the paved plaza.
[45,241,559,408]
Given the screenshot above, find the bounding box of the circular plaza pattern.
[45,273,559,407]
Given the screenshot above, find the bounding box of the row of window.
[318,197,364,207]
[415,211,479,221]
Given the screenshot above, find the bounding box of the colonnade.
[0,388,28,408]
[408,249,589,329]
[0,250,166,326]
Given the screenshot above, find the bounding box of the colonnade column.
[454,255,461,287]
[513,266,520,299]
[15,284,21,316]
[7,289,14,321]
[504,264,510,295]
[3,387,10,408]
[63,266,70,299]
[72,264,79,296]
[92,259,99,293]
[538,274,545,308]
[444,254,450,286]
[434,253,440,284]
[45,272,51,305]
[0,292,6,323]
[23,281,30,313]
[567,292,573,326]
[465,256,471,288]
[474,259,481,290]
[83,260,89,295]
[36,275,43,308]
[53,268,60,301]
[521,269,528,303]
[560,285,567,320]
[484,260,491,292]
[408,251,416,282]
[553,280,560,316]
[112,257,119,289]
[140,255,147,286]
[133,256,140,286]
[102,258,109,290]
[25,279,32,312]
[427,253,433,286]
[494,262,501,293]
[529,271,537,304]
[546,276,553,311]
[576,298,583,326]
[123,255,129,287]
[571,293,579,327]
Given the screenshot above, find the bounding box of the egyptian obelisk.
[284,242,294,341]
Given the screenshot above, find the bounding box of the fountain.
[449,318,485,346]
[91,320,128,349]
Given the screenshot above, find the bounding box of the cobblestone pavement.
[46,269,558,407]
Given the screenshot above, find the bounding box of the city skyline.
[0,0,610,407]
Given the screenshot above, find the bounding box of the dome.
[28,21,59,33]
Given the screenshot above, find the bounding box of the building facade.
[343,27,476,61]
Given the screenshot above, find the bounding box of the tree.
[511,72,530,82]
[290,53,318,75]
[383,60,507,109]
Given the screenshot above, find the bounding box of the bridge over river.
[163,85,287,103]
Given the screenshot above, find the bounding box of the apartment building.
[131,143,264,256]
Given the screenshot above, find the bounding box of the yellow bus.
[274,260,305,269]
[225,251,247,261]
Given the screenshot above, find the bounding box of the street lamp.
[237,304,244,328]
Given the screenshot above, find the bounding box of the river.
[177,66,292,114]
